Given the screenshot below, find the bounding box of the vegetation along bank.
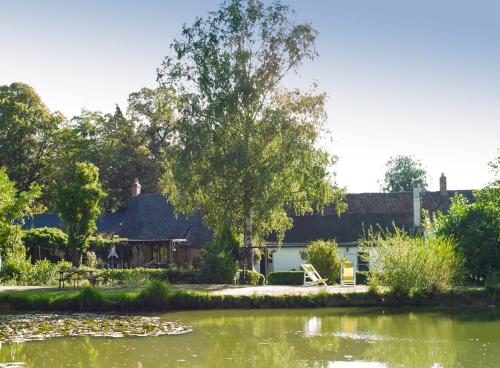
[0,282,497,313]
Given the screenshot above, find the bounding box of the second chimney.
[132,178,141,197]
[440,173,447,196]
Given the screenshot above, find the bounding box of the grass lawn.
[0,283,495,313]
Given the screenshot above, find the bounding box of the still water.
[0,307,499,367]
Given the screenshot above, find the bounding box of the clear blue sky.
[1,0,499,192]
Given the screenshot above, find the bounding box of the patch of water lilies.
[0,314,192,343]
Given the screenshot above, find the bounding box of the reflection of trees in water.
[0,337,102,367]
[1,309,498,367]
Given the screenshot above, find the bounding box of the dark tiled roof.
[96,212,125,233]
[116,193,212,248]
[22,213,61,229]
[22,212,125,234]
[276,190,474,245]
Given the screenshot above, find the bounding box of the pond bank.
[0,284,496,312]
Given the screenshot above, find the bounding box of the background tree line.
[0,82,172,212]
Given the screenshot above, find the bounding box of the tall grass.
[360,227,464,297]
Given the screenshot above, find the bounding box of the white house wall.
[267,245,359,273]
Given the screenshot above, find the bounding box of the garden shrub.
[22,227,68,262]
[268,271,304,285]
[95,266,197,286]
[238,270,265,285]
[0,246,33,285]
[197,224,238,284]
[300,240,343,285]
[0,245,72,286]
[433,191,500,282]
[360,227,464,297]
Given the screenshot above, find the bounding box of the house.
[24,174,472,272]
[261,173,473,274]
[115,191,212,267]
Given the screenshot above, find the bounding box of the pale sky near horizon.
[1,0,499,193]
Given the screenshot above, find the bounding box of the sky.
[1,0,499,193]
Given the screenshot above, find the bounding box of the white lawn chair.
[340,261,356,286]
[301,264,328,286]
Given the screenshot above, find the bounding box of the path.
[0,284,368,296]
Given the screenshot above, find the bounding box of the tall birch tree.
[158,0,345,269]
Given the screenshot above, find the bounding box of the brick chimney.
[439,173,447,196]
[132,178,141,197]
[413,187,422,228]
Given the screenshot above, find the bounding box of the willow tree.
[158,0,345,269]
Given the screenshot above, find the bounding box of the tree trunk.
[244,206,254,271]
[68,233,80,267]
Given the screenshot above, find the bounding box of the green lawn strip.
[0,284,495,312]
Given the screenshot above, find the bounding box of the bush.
[268,271,304,285]
[300,240,343,285]
[485,271,500,298]
[360,228,464,297]
[197,224,238,284]
[0,246,33,285]
[136,280,171,309]
[0,245,72,285]
[96,266,197,286]
[356,271,368,285]
[22,227,68,262]
[238,270,265,285]
[434,192,500,282]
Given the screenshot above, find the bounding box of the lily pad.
[0,314,192,343]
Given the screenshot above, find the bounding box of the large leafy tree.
[380,155,427,192]
[434,154,500,281]
[0,168,41,260]
[54,162,105,266]
[52,106,162,212]
[0,82,63,194]
[158,0,345,268]
[128,87,178,162]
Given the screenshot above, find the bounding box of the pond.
[0,307,499,367]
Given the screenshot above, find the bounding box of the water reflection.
[0,307,499,367]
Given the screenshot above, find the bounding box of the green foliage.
[0,82,63,194]
[49,103,165,211]
[434,191,500,281]
[54,162,105,266]
[300,240,343,285]
[485,271,500,298]
[380,155,427,192]
[360,228,464,297]
[22,227,68,261]
[0,246,71,286]
[0,168,41,262]
[136,280,171,309]
[268,271,304,285]
[88,234,120,261]
[198,224,239,284]
[76,286,106,310]
[0,285,490,312]
[96,266,197,286]
[158,0,346,258]
[238,270,265,285]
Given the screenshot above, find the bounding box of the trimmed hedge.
[96,267,197,286]
[268,271,304,285]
